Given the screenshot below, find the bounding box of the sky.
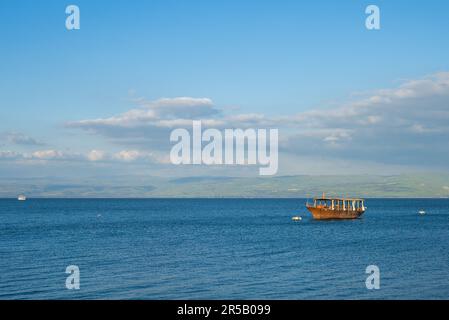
[1,0,449,181]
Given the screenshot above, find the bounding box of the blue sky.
[1,0,449,180]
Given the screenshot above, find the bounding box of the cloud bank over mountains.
[65,72,449,169]
[2,72,449,174]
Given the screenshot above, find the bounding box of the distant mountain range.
[1,173,449,198]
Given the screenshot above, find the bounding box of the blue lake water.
[1,198,449,299]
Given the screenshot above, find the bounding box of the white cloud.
[87,150,106,161]
[68,97,219,129]
[1,132,45,146]
[273,72,449,167]
[114,150,145,161]
[0,149,166,166]
[31,150,66,160]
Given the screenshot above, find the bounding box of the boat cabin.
[311,197,365,211]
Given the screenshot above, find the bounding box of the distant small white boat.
[292,216,302,221]
[418,210,426,215]
[17,194,27,201]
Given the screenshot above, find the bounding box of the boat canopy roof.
[314,197,364,201]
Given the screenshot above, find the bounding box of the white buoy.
[292,216,302,221]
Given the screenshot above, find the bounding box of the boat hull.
[306,206,364,220]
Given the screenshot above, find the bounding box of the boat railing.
[308,198,365,212]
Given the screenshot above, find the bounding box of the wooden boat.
[306,194,365,220]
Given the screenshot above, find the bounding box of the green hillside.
[2,174,449,198]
